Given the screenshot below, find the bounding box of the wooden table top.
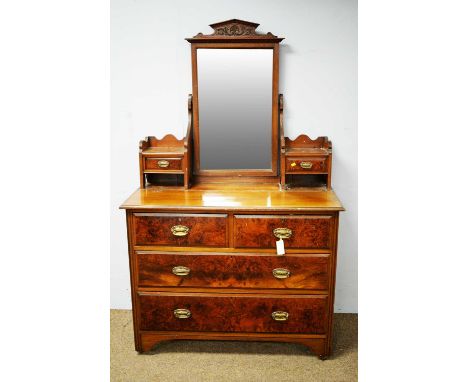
[120,184,344,211]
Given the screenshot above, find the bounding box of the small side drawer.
[133,213,228,247]
[138,292,328,334]
[234,215,332,249]
[286,157,328,173]
[136,251,329,290]
[144,157,182,171]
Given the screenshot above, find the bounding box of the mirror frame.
[186,20,284,179]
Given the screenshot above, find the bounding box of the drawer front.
[137,252,329,290]
[144,157,182,171]
[286,157,328,173]
[139,293,328,334]
[234,215,332,249]
[134,213,228,247]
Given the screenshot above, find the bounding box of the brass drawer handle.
[272,311,289,321]
[174,308,191,319]
[172,265,190,276]
[171,225,190,237]
[300,161,313,169]
[273,227,292,239]
[272,268,290,279]
[157,160,170,168]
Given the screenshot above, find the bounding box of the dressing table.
[120,19,344,359]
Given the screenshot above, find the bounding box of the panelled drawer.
[286,157,328,173]
[144,157,182,171]
[139,292,328,334]
[233,215,332,249]
[133,213,228,247]
[136,251,329,290]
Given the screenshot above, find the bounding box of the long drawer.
[138,292,328,334]
[233,215,332,249]
[133,213,228,247]
[136,251,329,290]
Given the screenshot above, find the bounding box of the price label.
[276,239,285,256]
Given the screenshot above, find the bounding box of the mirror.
[187,19,283,179]
[197,49,273,170]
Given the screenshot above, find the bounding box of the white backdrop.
[111,0,357,312]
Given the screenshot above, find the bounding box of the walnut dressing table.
[120,20,344,359]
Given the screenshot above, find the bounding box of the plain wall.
[111,0,357,312]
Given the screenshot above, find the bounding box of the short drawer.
[133,213,228,247]
[286,157,328,173]
[138,292,328,334]
[233,215,332,249]
[136,251,329,290]
[144,157,182,171]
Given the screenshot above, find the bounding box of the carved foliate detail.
[214,23,256,36]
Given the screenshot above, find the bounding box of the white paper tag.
[276,239,285,256]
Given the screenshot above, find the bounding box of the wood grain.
[286,157,328,173]
[136,251,329,290]
[120,185,344,211]
[133,213,228,247]
[233,215,332,249]
[145,158,182,171]
[138,292,328,334]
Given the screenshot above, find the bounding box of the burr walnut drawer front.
[136,251,329,290]
[286,157,328,173]
[138,292,328,334]
[144,157,182,171]
[133,213,228,247]
[233,215,332,249]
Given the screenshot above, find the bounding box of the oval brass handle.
[174,308,191,319]
[300,161,313,169]
[272,268,291,279]
[171,225,190,237]
[172,265,190,276]
[271,311,289,321]
[157,160,170,168]
[273,227,292,239]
